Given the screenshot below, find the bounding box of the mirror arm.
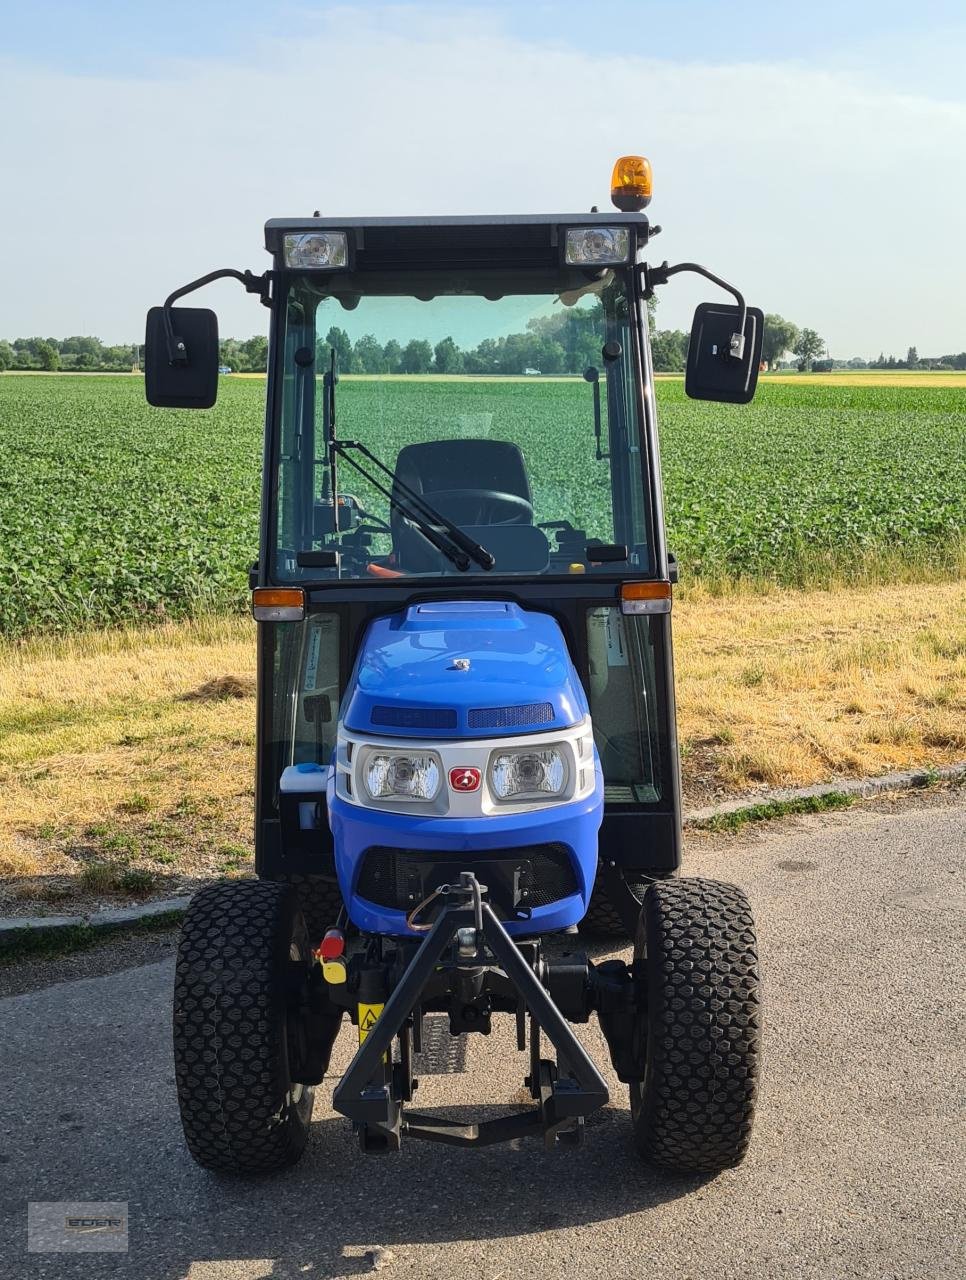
[161,268,272,366]
[640,260,748,359]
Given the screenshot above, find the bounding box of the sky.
[2,1,965,356]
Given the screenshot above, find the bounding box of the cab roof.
[265,211,648,243]
[264,212,651,272]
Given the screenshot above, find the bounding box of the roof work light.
[610,156,653,211]
[564,226,631,266]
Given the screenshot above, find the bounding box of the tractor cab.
[256,212,681,935]
[148,157,764,1173]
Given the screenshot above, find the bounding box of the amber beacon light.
[610,155,653,211]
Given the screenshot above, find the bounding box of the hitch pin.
[406,884,451,933]
[456,927,478,959]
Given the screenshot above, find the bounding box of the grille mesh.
[355,843,578,915]
[467,702,554,730]
[371,705,457,730]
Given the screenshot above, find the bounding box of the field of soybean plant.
[0,373,962,637]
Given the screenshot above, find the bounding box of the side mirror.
[145,306,219,408]
[685,302,764,404]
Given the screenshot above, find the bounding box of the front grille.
[355,843,578,918]
[371,705,457,730]
[467,702,554,730]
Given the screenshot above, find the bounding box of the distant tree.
[906,345,919,368]
[243,335,269,372]
[527,300,603,373]
[651,329,689,372]
[433,336,464,374]
[323,326,353,374]
[13,338,42,366]
[762,315,799,368]
[646,293,658,330]
[350,334,384,374]
[61,335,104,368]
[0,341,12,371]
[218,338,245,371]
[382,339,402,373]
[464,337,500,375]
[793,328,824,371]
[951,352,966,370]
[36,340,59,371]
[400,339,433,374]
[530,336,565,374]
[102,345,133,369]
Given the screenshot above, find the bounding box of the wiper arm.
[334,440,495,572]
[332,442,474,572]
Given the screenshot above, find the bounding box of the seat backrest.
[392,439,532,506]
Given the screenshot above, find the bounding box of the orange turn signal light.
[620,580,671,615]
[252,587,305,622]
[611,155,653,211]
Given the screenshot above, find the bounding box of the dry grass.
[0,615,257,905]
[675,579,966,799]
[0,582,963,907]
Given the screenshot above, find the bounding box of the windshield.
[272,269,652,581]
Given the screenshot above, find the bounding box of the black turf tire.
[580,881,627,937]
[580,871,656,940]
[630,877,760,1173]
[173,879,315,1174]
[286,873,345,947]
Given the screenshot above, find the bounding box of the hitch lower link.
[331,873,612,1153]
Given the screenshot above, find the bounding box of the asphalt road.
[1,793,963,1280]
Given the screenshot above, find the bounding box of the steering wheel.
[423,488,534,526]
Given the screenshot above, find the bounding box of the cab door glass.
[289,613,341,767]
[586,607,661,803]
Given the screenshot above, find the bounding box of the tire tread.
[173,879,313,1174]
[632,876,760,1173]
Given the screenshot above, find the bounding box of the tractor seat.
[391,440,540,572]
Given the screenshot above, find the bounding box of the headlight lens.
[490,746,567,801]
[564,226,631,266]
[364,752,441,801]
[283,231,348,269]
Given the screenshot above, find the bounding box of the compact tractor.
[147,156,764,1174]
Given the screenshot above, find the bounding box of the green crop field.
[0,374,962,636]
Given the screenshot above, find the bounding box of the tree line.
[3,314,963,375]
[0,335,140,372]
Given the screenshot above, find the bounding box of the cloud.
[2,6,964,352]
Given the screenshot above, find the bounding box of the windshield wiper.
[332,439,495,572]
[330,441,477,572]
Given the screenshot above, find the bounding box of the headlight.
[489,746,567,801]
[364,752,441,802]
[283,231,348,269]
[564,226,631,266]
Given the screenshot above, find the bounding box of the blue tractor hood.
[342,601,588,739]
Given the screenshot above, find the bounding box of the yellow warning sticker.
[358,1002,384,1045]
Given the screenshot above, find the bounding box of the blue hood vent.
[342,601,588,740]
